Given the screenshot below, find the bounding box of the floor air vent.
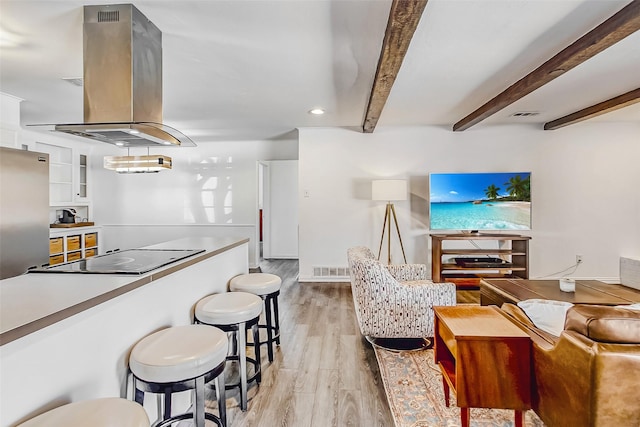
[313,266,350,279]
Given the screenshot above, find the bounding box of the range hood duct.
[50,4,194,147]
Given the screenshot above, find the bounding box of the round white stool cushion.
[130,325,228,383]
[196,292,263,325]
[229,273,281,295]
[17,397,150,427]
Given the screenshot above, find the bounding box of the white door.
[262,160,298,259]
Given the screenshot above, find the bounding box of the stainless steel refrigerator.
[0,146,50,279]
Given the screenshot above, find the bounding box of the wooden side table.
[433,306,531,427]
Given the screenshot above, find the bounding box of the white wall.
[298,124,640,282]
[0,93,22,147]
[91,138,298,267]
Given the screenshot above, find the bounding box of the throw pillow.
[517,299,574,336]
[616,303,640,311]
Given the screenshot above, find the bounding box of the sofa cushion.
[564,304,640,344]
[517,299,573,336]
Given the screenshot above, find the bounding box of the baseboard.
[263,255,298,259]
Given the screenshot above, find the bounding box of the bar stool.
[17,397,150,427]
[129,325,228,427]
[229,273,282,362]
[195,292,262,411]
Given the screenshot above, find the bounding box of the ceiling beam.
[362,0,428,133]
[544,88,640,130]
[453,0,640,132]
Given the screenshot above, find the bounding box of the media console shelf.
[430,233,530,285]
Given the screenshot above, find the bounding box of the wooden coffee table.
[480,278,640,306]
[434,306,531,427]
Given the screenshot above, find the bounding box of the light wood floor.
[219,259,479,426]
[220,258,393,426]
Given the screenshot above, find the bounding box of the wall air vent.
[511,112,540,117]
[98,10,119,22]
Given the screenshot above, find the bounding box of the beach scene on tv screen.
[430,172,531,231]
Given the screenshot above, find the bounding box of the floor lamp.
[372,179,407,264]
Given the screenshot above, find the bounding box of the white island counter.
[0,236,249,426]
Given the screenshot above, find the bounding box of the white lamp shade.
[372,179,407,201]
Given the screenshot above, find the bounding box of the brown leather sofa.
[501,303,640,427]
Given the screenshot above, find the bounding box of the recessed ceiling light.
[115,142,125,146]
[309,108,325,115]
[129,130,140,134]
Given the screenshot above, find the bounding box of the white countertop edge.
[50,225,103,235]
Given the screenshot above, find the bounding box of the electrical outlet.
[576,255,583,264]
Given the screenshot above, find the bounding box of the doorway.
[257,160,298,262]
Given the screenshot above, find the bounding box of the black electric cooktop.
[30,248,205,274]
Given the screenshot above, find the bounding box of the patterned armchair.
[347,246,456,340]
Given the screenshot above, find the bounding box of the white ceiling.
[1,0,638,143]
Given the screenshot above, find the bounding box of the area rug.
[374,348,545,427]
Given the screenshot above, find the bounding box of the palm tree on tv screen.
[484,184,500,200]
[504,175,531,201]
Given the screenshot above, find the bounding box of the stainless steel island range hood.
[47,4,194,147]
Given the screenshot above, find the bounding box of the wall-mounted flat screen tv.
[429,172,531,231]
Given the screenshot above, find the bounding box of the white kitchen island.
[0,236,249,426]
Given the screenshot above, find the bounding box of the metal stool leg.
[215,370,227,427]
[273,293,280,346]
[238,322,248,411]
[252,322,261,383]
[230,331,238,356]
[194,375,205,427]
[163,386,172,421]
[133,378,144,405]
[264,296,274,362]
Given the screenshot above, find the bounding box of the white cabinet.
[36,142,73,204]
[49,226,102,265]
[78,154,88,199]
[35,142,90,205]
[0,93,21,149]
